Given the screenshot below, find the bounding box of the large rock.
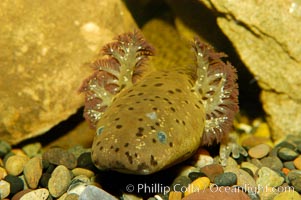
[199,0,301,140]
[0,0,136,144]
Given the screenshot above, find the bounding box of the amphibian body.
[80,31,239,175]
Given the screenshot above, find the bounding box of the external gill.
[192,38,239,145]
[79,31,154,128]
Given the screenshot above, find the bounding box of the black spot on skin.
[99,146,103,151]
[127,89,133,93]
[141,84,147,87]
[150,126,156,130]
[170,107,176,112]
[138,92,144,96]
[128,94,135,97]
[110,145,114,149]
[198,100,203,105]
[138,118,143,121]
[150,155,158,166]
[155,77,161,79]
[154,83,163,87]
[175,88,182,93]
[136,101,141,104]
[136,127,144,137]
[143,98,148,101]
[182,120,186,125]
[96,141,101,146]
[168,90,174,94]
[137,162,149,171]
[124,143,129,147]
[128,107,134,110]
[169,142,173,147]
[152,107,158,111]
[116,125,122,129]
[188,80,194,86]
[190,89,195,93]
[152,138,157,143]
[134,153,138,158]
[116,104,122,107]
[155,96,160,98]
[115,117,120,121]
[184,100,189,104]
[149,99,155,102]
[195,104,201,109]
[155,122,160,126]
[115,148,119,152]
[125,152,133,164]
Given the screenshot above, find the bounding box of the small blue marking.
[157,131,167,144]
[96,126,104,136]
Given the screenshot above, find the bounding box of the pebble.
[284,161,296,170]
[297,143,301,153]
[182,187,250,200]
[256,167,284,187]
[240,162,259,175]
[0,141,11,158]
[294,155,301,170]
[199,164,223,182]
[77,152,95,171]
[4,174,24,195]
[213,172,237,186]
[273,190,301,200]
[12,189,33,200]
[39,173,51,188]
[260,156,283,171]
[225,168,256,188]
[188,172,206,181]
[21,143,42,158]
[258,186,279,200]
[278,147,299,161]
[79,185,118,200]
[248,143,270,159]
[5,155,29,176]
[0,180,10,199]
[168,191,182,200]
[184,177,210,196]
[275,141,296,150]
[72,168,94,178]
[19,188,49,200]
[171,176,191,192]
[193,155,213,168]
[65,193,79,200]
[0,167,8,180]
[48,165,72,198]
[23,157,43,189]
[43,147,77,169]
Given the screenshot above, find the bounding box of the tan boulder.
[0,0,136,144]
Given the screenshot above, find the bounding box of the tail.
[192,38,239,145]
[79,30,154,128]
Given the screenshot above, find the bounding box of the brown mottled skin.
[80,31,241,174]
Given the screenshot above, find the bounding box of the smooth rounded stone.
[19,188,49,200]
[65,193,79,200]
[240,168,254,177]
[45,164,56,174]
[42,147,77,169]
[79,185,118,200]
[249,158,263,168]
[71,175,90,185]
[240,162,259,175]
[0,167,8,180]
[248,143,270,159]
[68,182,87,196]
[276,141,296,150]
[188,172,206,181]
[12,189,33,200]
[4,174,24,195]
[68,146,89,160]
[193,154,214,168]
[171,176,191,192]
[0,141,11,158]
[77,152,96,171]
[223,157,239,172]
[294,155,301,170]
[297,143,301,153]
[168,191,182,200]
[278,147,299,161]
[200,164,224,182]
[23,157,43,189]
[256,167,284,187]
[5,155,29,176]
[273,190,301,200]
[284,161,296,170]
[258,186,279,200]
[0,180,10,199]
[71,168,94,178]
[225,168,256,188]
[39,173,51,188]
[182,187,250,200]
[22,142,42,158]
[184,177,210,197]
[48,165,72,198]
[260,156,283,171]
[213,172,237,186]
[291,177,301,193]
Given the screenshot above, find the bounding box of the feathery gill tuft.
[79,30,154,128]
[192,38,239,146]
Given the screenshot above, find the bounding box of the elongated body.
[80,31,239,174]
